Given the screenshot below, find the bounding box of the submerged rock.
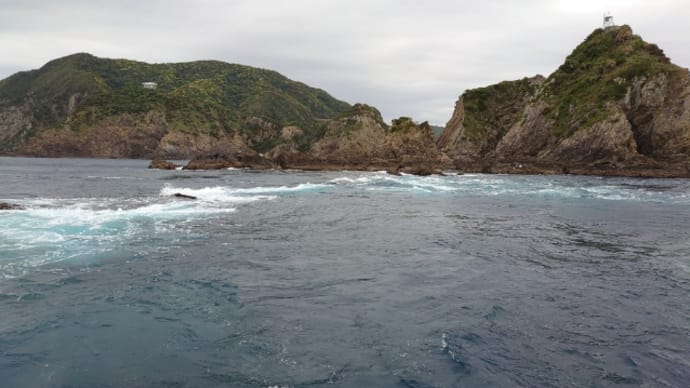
[0,202,24,210]
[173,193,197,200]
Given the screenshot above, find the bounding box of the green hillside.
[462,77,542,141]
[439,24,690,177]
[543,25,682,137]
[0,53,350,149]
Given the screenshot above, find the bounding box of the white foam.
[160,186,276,203]
[230,183,331,194]
[25,202,234,227]
[0,193,246,279]
[441,333,449,350]
[331,173,456,192]
[160,183,330,201]
[326,172,690,203]
[330,176,372,184]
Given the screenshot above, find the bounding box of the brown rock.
[148,159,178,170]
[273,105,452,175]
[183,158,236,170]
[0,202,24,210]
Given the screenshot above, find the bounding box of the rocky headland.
[438,25,690,177]
[2,26,690,177]
[0,53,349,160]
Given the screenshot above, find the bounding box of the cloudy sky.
[1,0,689,125]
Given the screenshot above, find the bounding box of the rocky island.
[1,25,689,177]
[438,25,690,177]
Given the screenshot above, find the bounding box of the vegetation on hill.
[462,77,542,141]
[0,53,350,148]
[542,25,682,136]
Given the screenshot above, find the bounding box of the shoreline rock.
[0,202,24,210]
[453,159,690,178]
[148,159,179,170]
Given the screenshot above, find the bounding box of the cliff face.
[186,104,451,174]
[439,25,690,177]
[438,76,544,164]
[0,53,350,159]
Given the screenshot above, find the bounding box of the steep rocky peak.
[338,103,386,125]
[540,24,685,138]
[549,24,672,84]
[438,23,690,176]
[390,117,416,131]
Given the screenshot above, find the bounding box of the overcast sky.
[1,0,689,125]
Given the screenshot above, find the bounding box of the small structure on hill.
[142,82,158,89]
[603,13,615,28]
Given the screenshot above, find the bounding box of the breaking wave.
[159,182,331,200]
[0,198,237,279]
[2,173,688,279]
[0,181,335,278]
[329,172,690,203]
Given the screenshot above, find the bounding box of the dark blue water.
[1,157,689,387]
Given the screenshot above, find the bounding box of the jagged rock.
[182,130,278,170]
[148,159,178,170]
[438,25,690,177]
[439,76,545,164]
[281,126,303,141]
[183,150,276,170]
[262,104,452,175]
[0,202,24,210]
[396,166,443,176]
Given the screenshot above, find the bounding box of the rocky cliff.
[439,25,690,177]
[0,53,350,159]
[186,104,452,174]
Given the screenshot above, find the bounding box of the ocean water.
[1,157,689,387]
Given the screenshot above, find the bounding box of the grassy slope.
[455,25,685,146]
[0,53,350,141]
[461,77,540,141]
[542,25,683,137]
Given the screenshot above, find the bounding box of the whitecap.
[160,185,276,203]
[229,182,331,194]
[0,196,240,279]
[160,183,330,201]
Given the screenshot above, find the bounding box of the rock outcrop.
[0,202,24,210]
[148,159,178,170]
[439,25,690,177]
[247,104,452,174]
[183,132,276,170]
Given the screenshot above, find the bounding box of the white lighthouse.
[603,13,615,28]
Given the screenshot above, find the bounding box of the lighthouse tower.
[603,13,615,28]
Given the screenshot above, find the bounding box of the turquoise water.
[1,157,689,387]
